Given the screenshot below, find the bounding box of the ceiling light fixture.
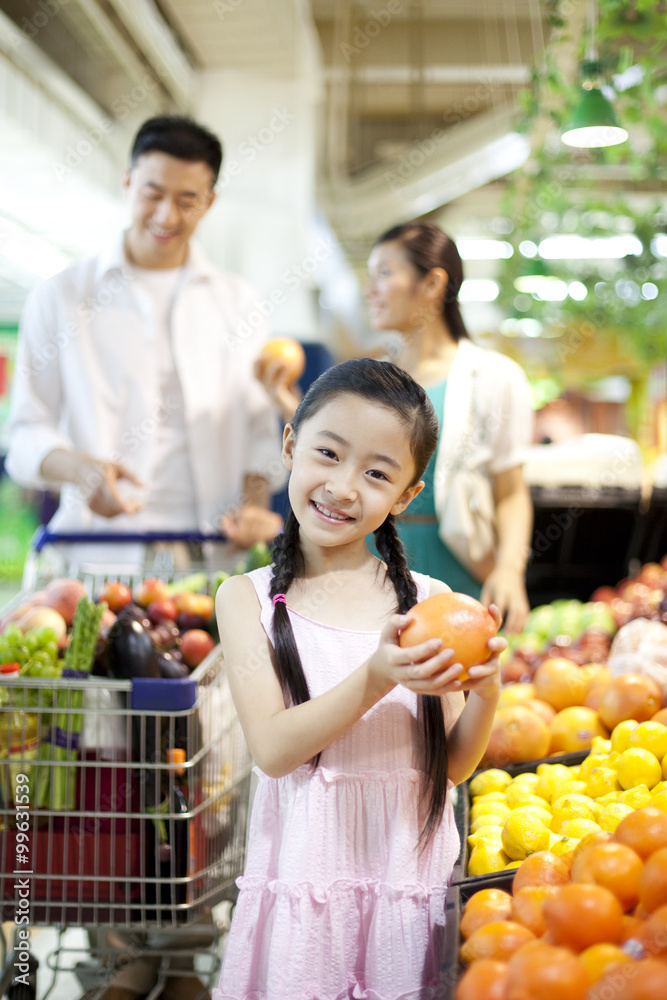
[561,2,628,148]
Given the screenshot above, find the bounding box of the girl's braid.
[373,515,418,614]
[269,511,309,707]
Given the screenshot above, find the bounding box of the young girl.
[213,359,504,1000]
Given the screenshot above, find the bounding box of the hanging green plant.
[498,0,667,365]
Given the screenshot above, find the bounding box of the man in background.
[7,115,283,567]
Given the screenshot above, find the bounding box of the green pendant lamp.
[562,65,628,148]
[561,2,628,149]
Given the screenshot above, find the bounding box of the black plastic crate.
[453,750,588,884]
[440,870,516,999]
[526,486,643,604]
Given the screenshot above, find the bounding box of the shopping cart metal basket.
[0,531,255,998]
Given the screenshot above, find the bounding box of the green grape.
[43,641,59,661]
[2,625,23,642]
[33,626,58,646]
[23,633,41,654]
[30,651,53,669]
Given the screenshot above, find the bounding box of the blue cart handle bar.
[32,526,227,553]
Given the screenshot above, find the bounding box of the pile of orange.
[456,806,667,999]
[482,667,664,767]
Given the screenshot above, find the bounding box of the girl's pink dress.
[213,565,460,1000]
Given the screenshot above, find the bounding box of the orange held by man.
[256,337,306,385]
[399,591,497,682]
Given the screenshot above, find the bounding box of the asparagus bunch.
[32,597,106,810]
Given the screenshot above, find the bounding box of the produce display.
[456,807,667,999]
[484,557,667,770]
[466,717,667,879]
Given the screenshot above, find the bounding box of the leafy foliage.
[498,0,667,363]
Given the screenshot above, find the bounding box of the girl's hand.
[367,613,459,698]
[460,606,506,701]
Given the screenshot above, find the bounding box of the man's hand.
[221,505,283,549]
[254,357,301,423]
[83,460,145,518]
[39,449,144,518]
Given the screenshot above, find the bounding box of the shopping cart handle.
[32,526,227,553]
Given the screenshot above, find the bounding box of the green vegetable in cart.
[31,596,106,811]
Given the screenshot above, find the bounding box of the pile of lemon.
[466,719,667,877]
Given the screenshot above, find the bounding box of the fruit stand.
[445,554,667,998]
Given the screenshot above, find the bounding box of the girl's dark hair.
[130,115,223,185]
[375,221,470,342]
[269,358,447,846]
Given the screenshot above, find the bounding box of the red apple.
[180,629,215,668]
[135,578,171,608]
[146,599,178,625]
[590,586,616,604]
[99,580,133,612]
[43,578,88,625]
[172,592,214,620]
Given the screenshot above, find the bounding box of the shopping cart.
[0,532,255,999]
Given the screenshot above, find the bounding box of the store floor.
[2,904,230,998]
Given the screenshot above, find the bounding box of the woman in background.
[364,222,534,633]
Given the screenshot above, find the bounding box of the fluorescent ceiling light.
[517,277,568,300]
[538,234,642,259]
[519,241,538,257]
[456,239,513,260]
[500,317,543,338]
[651,235,667,257]
[459,279,499,302]
[568,280,588,301]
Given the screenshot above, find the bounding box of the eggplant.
[106,617,159,680]
[158,652,189,679]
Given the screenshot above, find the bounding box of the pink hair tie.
[272,593,287,607]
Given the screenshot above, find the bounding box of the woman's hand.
[481,565,529,635]
[254,357,301,424]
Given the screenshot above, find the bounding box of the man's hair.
[130,116,223,186]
